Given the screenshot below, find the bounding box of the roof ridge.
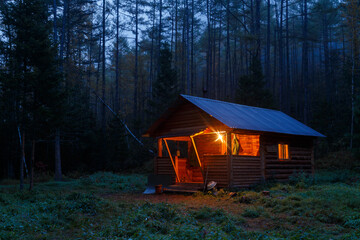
[181,94,281,113]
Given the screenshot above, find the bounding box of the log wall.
[203,155,229,187]
[231,156,262,188]
[154,157,176,184]
[156,102,228,137]
[154,134,315,187]
[262,135,314,181]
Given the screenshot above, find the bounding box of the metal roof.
[181,94,325,137]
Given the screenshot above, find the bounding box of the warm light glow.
[231,134,260,156]
[278,144,289,160]
[215,132,225,143]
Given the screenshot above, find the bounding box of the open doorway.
[160,138,203,183]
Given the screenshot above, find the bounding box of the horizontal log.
[233,170,261,174]
[232,156,260,160]
[232,163,260,167]
[266,170,311,174]
[203,161,228,165]
[266,164,312,168]
[291,156,311,160]
[232,167,260,171]
[290,147,312,151]
[233,177,262,180]
[233,181,261,185]
[266,160,311,164]
[232,158,260,162]
[233,177,261,180]
[233,181,261,184]
[232,169,261,173]
[290,150,312,155]
[266,169,299,174]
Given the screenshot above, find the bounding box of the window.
[231,134,260,156]
[278,144,289,160]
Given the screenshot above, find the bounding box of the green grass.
[0,171,360,239]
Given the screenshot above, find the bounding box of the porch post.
[260,135,266,181]
[163,139,180,182]
[157,138,163,157]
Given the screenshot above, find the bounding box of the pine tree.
[149,44,179,120]
[235,57,274,108]
[7,0,64,187]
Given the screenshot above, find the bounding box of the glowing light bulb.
[216,132,224,143]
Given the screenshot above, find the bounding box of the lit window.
[232,134,260,156]
[278,144,289,160]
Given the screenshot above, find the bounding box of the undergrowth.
[0,171,359,239]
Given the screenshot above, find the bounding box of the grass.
[0,171,359,239]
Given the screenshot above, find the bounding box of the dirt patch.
[103,192,246,215]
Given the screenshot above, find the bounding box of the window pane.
[232,134,260,156]
[278,144,289,160]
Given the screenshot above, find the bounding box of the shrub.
[242,206,262,218]
[237,191,261,204]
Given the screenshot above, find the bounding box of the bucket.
[155,184,163,194]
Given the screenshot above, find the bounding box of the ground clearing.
[1,171,360,239]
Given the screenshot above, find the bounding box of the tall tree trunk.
[60,0,67,73]
[186,0,190,94]
[266,0,271,88]
[158,0,162,52]
[279,0,284,110]
[225,0,230,98]
[322,14,330,102]
[205,0,211,97]
[95,36,101,120]
[101,0,106,131]
[181,1,186,92]
[87,20,93,108]
[20,131,25,190]
[149,0,155,100]
[29,139,35,190]
[285,0,290,111]
[218,16,222,99]
[212,20,216,98]
[302,0,309,123]
[54,129,62,181]
[273,2,279,96]
[115,0,120,113]
[255,0,261,59]
[350,54,355,149]
[134,0,139,124]
[233,34,237,95]
[175,0,178,74]
[190,0,195,94]
[53,0,57,44]
[156,0,163,83]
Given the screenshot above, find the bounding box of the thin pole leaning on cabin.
[163,139,180,182]
[190,136,202,168]
[190,135,205,184]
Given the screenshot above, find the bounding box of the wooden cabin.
[143,95,325,189]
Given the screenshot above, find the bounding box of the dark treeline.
[0,0,359,183]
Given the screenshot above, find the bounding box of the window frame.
[231,133,260,157]
[278,143,290,161]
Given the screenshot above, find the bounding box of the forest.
[0,0,360,182]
